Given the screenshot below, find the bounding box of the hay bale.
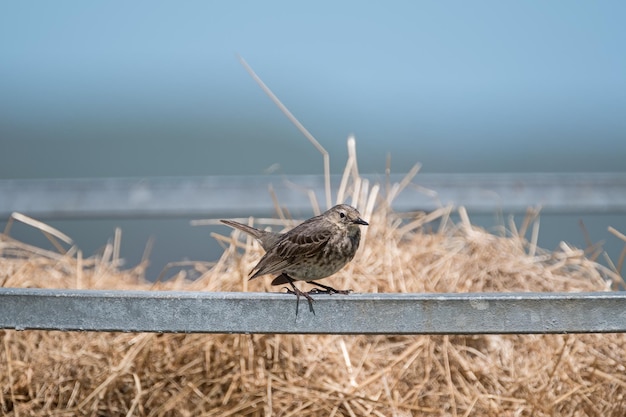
[2,197,626,417]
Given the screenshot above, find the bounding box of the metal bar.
[1,288,625,334]
[1,173,625,219]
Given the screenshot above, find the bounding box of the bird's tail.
[220,220,264,239]
[221,219,283,252]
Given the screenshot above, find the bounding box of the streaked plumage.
[220,204,368,292]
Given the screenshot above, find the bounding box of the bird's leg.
[279,274,315,315]
[306,281,352,295]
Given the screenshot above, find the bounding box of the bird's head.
[326,204,369,228]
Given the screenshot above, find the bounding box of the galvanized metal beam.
[1,173,625,219]
[1,288,625,334]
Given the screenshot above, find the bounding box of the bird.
[220,204,368,304]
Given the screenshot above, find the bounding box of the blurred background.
[1,1,625,279]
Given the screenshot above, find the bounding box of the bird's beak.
[353,218,369,226]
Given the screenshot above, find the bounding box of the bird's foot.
[281,276,315,316]
[306,281,352,295]
[308,288,352,295]
[284,286,316,304]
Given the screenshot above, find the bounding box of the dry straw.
[2,141,626,416]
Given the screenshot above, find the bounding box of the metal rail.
[1,288,624,334]
[1,172,625,219]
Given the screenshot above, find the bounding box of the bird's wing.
[276,226,333,258]
[249,227,333,279]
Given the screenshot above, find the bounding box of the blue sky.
[1,1,625,177]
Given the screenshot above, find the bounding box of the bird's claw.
[282,286,316,302]
[308,288,352,295]
[282,284,315,316]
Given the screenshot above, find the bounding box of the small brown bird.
[221,204,368,303]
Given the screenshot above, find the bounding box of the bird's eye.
[339,212,346,218]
